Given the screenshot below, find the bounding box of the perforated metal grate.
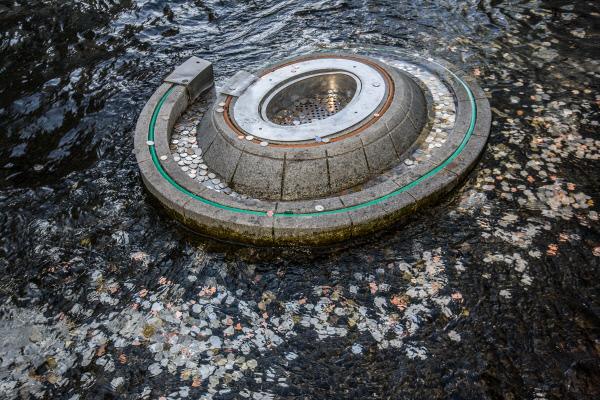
[270,91,351,126]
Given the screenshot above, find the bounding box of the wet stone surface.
[1,1,600,399]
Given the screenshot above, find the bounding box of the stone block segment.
[363,134,399,174]
[164,56,214,101]
[282,158,330,200]
[231,153,284,200]
[203,133,242,182]
[327,148,370,193]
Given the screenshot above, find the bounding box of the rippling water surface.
[1,1,599,399]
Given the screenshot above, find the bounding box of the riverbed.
[1,1,599,398]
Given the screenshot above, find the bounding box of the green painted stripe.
[147,66,477,218]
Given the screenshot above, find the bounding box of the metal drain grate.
[270,91,351,126]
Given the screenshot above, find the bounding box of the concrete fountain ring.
[134,51,491,245]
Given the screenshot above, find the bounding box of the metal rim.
[232,58,386,142]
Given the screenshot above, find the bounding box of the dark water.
[1,0,600,399]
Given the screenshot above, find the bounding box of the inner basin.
[231,57,387,142]
[263,72,358,126]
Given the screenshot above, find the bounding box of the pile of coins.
[170,101,251,199]
[383,60,457,167]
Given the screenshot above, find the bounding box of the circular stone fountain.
[134,51,491,245]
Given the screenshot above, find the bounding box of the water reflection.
[0,0,599,399]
